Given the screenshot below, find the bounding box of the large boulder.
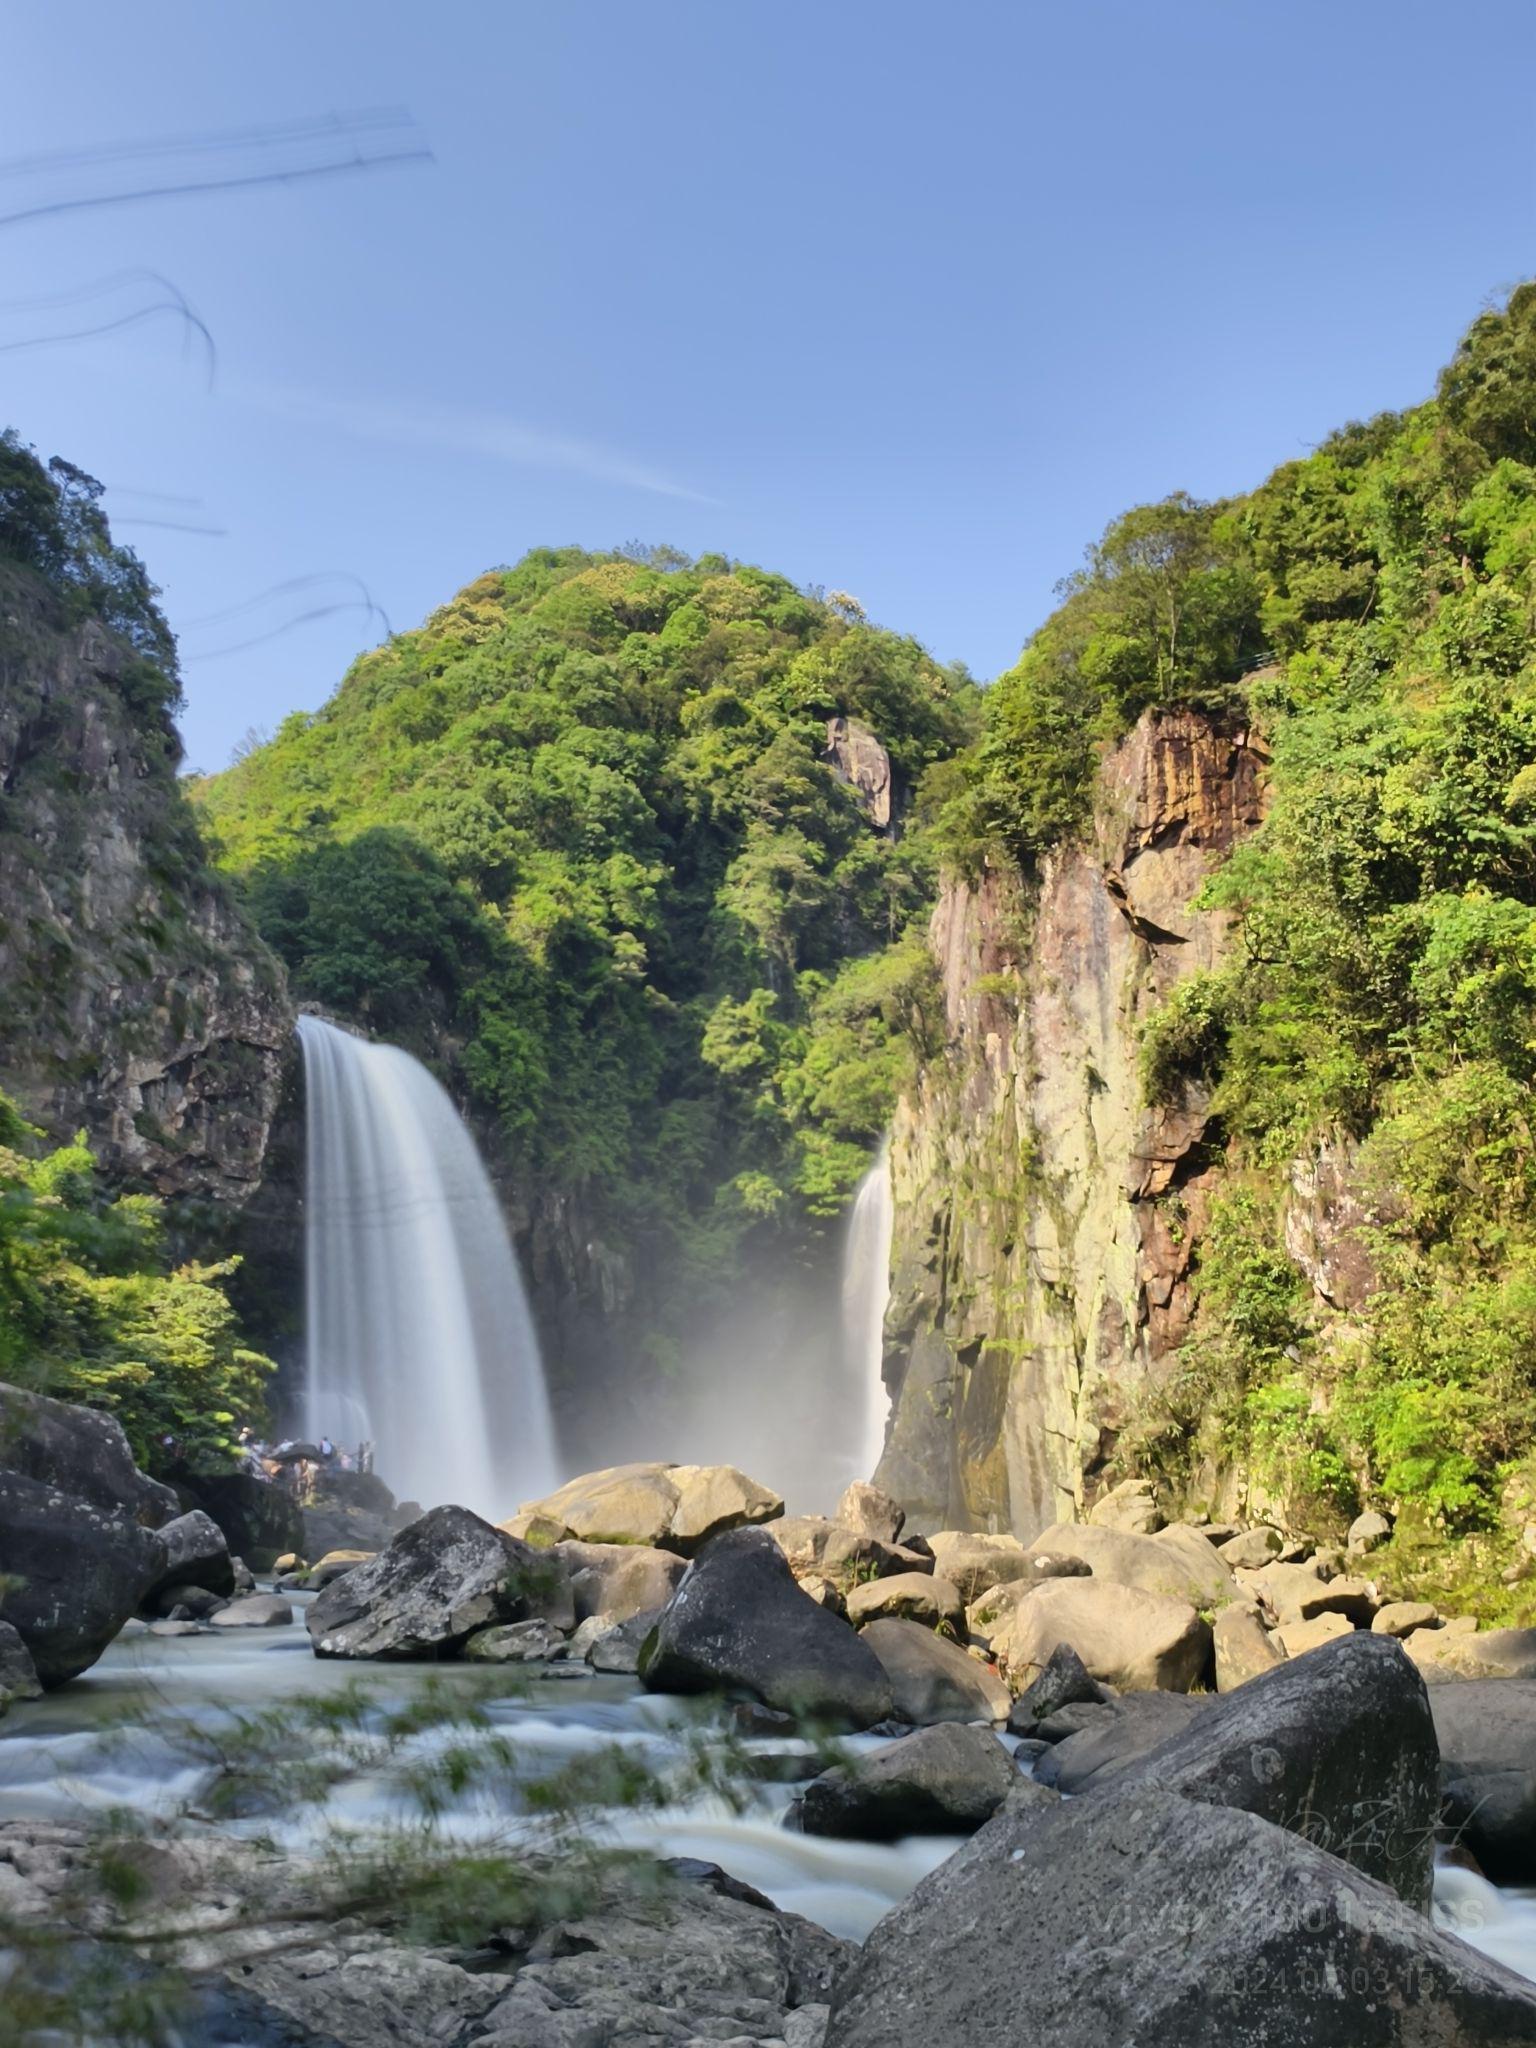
[668,1465,784,1552]
[845,1572,964,1637]
[1248,1559,1377,1628]
[1408,1625,1536,1682]
[1431,1679,1536,1883]
[923,1531,1038,1603]
[975,1576,1211,1693]
[1086,1477,1162,1534]
[639,1528,895,1728]
[556,1540,686,1625]
[1004,1642,1104,1732]
[1213,1603,1285,1690]
[1026,1520,1236,1609]
[860,1618,1010,1725]
[140,1510,234,1606]
[823,1785,1536,2047]
[510,1462,783,1555]
[180,1469,303,1565]
[307,1506,552,1660]
[1032,1693,1209,1789]
[0,1386,173,1686]
[1110,1630,1439,1906]
[0,1382,177,1526]
[835,1480,905,1545]
[789,1723,1024,1841]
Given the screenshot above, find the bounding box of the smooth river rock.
[974,1575,1212,1693]
[640,1527,895,1728]
[140,1508,235,1605]
[1431,1678,1536,1883]
[789,1722,1023,1841]
[845,1570,964,1636]
[859,1616,1010,1725]
[556,1539,686,1624]
[823,1785,1536,2048]
[511,1461,784,1555]
[1026,1519,1237,1609]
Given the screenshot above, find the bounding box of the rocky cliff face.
[0,566,292,1199]
[878,709,1266,1538]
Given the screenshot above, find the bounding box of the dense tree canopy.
[965,285,1536,1560]
[200,547,976,1352]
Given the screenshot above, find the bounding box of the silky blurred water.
[3,1611,1534,1967]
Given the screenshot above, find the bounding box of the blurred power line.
[0,107,431,230]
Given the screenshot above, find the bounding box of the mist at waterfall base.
[566,1150,896,1516]
[297,1015,558,1519]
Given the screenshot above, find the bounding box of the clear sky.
[3,2,1533,770]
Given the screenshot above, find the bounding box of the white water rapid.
[297,1014,558,1518]
[842,1144,894,1483]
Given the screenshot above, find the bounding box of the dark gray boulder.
[640,1528,895,1728]
[141,1509,234,1606]
[789,1723,1022,1841]
[0,1386,183,1683]
[0,1382,177,1527]
[1005,1641,1103,1733]
[181,1469,303,1566]
[0,1467,168,1686]
[1033,1692,1211,1785]
[1110,1629,1439,1906]
[824,1785,1536,2048]
[1432,1679,1536,1883]
[860,1617,1010,1725]
[307,1506,551,1660]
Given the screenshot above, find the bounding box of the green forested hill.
[198,551,976,1362]
[950,283,1536,1586]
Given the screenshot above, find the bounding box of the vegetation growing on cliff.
[199,550,974,1352]
[969,284,1536,1567]
[0,1093,272,1471]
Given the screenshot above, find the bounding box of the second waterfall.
[297,1015,558,1518]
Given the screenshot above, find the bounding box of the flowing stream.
[2,1613,1534,1975]
[841,1145,894,1484]
[297,1015,558,1518]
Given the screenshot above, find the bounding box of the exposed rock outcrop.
[879,708,1265,1537]
[0,565,292,1199]
[824,1785,1536,2047]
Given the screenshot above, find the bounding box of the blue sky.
[4,2,1533,770]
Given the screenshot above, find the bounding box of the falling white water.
[842,1144,894,1482]
[297,1015,558,1518]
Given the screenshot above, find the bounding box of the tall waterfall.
[842,1144,894,1481]
[297,1015,558,1518]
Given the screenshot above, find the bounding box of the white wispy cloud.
[229,377,715,503]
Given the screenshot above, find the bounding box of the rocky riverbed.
[8,1389,1536,2042]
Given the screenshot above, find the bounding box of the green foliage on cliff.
[0,431,179,706]
[199,550,973,1342]
[1004,283,1536,1548]
[0,1093,273,1470]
